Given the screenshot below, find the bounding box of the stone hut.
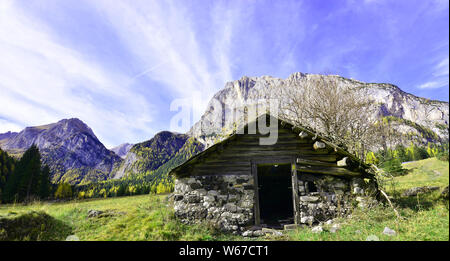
[170,114,378,232]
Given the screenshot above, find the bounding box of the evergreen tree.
[382,157,407,176]
[17,145,41,201]
[0,148,16,202]
[39,165,52,199]
[2,145,43,202]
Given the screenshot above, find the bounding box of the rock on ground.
[330,224,341,233]
[383,227,396,236]
[441,186,449,200]
[366,235,379,241]
[311,226,323,233]
[402,186,440,197]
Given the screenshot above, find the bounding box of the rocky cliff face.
[111,143,133,159]
[0,118,123,184]
[112,131,189,179]
[0,131,18,142]
[188,73,449,148]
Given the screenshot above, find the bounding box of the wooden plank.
[237,136,311,143]
[194,166,251,172]
[202,153,337,163]
[201,159,250,165]
[225,146,331,155]
[231,140,313,146]
[190,170,251,176]
[252,162,260,226]
[297,165,360,176]
[291,160,300,224]
[300,154,337,162]
[296,158,339,167]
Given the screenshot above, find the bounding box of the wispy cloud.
[418,57,449,89]
[0,0,154,147]
[89,0,239,124]
[0,0,448,147]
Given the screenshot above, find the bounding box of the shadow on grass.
[0,211,72,241]
[391,191,447,212]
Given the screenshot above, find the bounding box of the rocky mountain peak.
[111,143,133,159]
[189,72,449,148]
[0,118,122,185]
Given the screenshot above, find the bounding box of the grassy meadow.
[0,157,448,241]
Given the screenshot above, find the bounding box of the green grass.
[0,158,448,241]
[393,157,449,191]
[0,195,243,241]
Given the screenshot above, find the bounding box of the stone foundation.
[173,175,255,232]
[297,174,377,224]
[173,173,377,232]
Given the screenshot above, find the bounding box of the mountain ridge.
[0,118,122,185]
[188,72,449,148]
[0,72,448,185]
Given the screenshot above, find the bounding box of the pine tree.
[382,157,407,177]
[2,145,45,202]
[39,165,52,199]
[17,145,42,201]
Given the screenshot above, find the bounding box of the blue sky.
[0,0,448,147]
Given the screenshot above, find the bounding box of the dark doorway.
[257,163,294,228]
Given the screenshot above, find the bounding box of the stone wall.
[297,174,378,225]
[172,173,377,232]
[173,175,255,232]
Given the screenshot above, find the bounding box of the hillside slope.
[112,131,189,179]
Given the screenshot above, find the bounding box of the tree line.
[0,145,51,203]
[0,145,175,203]
[366,142,449,176]
[1,140,447,203]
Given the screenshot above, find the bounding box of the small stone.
[66,235,79,241]
[262,228,283,236]
[366,235,379,241]
[301,216,314,224]
[253,230,264,237]
[355,230,362,234]
[313,141,326,150]
[207,190,219,196]
[383,227,396,236]
[402,186,440,197]
[196,189,207,196]
[187,178,197,184]
[325,219,333,225]
[242,231,253,237]
[300,196,319,202]
[311,226,323,233]
[224,203,237,212]
[330,224,341,233]
[87,210,103,218]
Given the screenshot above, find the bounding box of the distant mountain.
[145,137,204,184]
[189,72,449,148]
[112,131,189,179]
[0,119,123,185]
[114,137,204,187]
[0,131,18,142]
[111,143,133,158]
